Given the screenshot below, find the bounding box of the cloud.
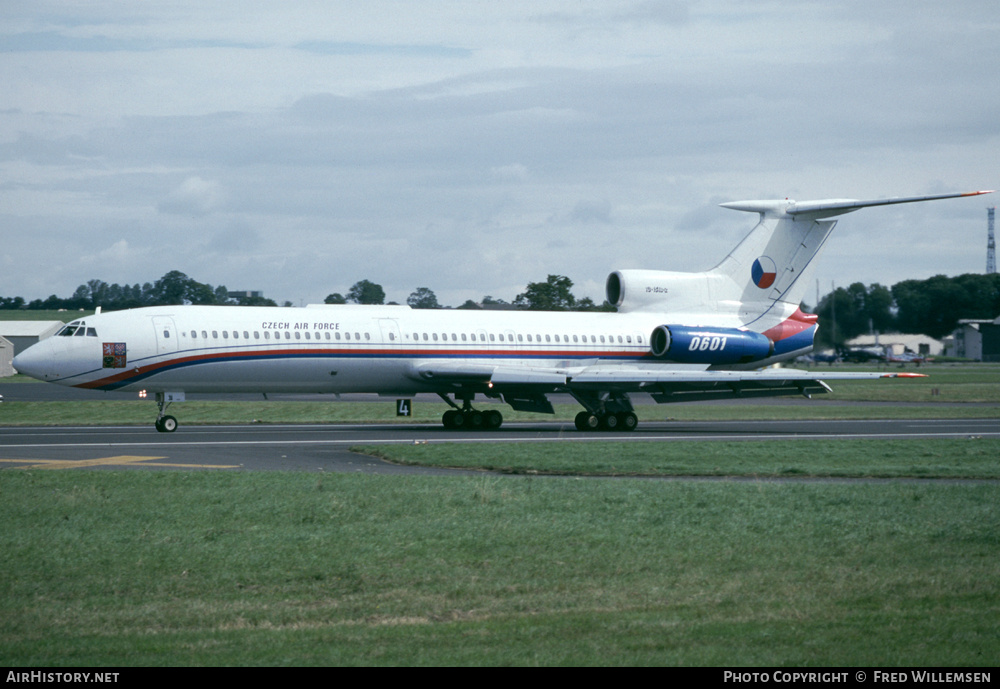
[157,176,225,216]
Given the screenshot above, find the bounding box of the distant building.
[846,333,943,357]
[0,321,62,377]
[228,290,263,300]
[945,317,1000,361]
[0,335,13,377]
[0,321,62,358]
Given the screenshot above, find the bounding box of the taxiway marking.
[0,455,239,470]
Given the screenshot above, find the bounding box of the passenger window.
[545,335,551,342]
[222,331,228,339]
[461,333,467,341]
[285,331,291,339]
[304,332,311,340]
[191,330,197,338]
[572,335,578,343]
[264,331,270,340]
[202,331,208,339]
[233,331,239,339]
[254,332,260,339]
[345,332,351,340]
[212,330,218,338]
[355,333,361,340]
[499,334,504,342]
[325,332,330,340]
[244,331,250,339]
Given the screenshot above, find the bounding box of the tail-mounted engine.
[607,269,725,313]
[650,325,773,365]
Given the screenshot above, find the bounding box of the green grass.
[354,438,1000,479]
[1,471,997,666]
[1,398,998,427]
[0,310,93,322]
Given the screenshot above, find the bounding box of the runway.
[2,417,999,473]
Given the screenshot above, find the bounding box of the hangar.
[0,321,62,376]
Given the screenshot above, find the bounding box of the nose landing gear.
[153,392,183,433]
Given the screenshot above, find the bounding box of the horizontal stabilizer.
[722,190,993,220]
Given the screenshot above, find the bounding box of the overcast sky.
[2,1,998,308]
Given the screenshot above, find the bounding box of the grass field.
[1,471,997,666]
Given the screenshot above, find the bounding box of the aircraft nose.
[12,344,48,380]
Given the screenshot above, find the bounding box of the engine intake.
[650,325,773,364]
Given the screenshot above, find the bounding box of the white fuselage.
[16,303,762,394]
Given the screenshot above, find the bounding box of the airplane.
[12,190,992,433]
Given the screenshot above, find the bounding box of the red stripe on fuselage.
[762,308,818,343]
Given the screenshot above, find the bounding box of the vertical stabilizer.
[710,213,836,314]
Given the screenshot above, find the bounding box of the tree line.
[326,275,615,311]
[812,273,1000,346]
[1,271,611,313]
[0,270,276,312]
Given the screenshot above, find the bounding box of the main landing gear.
[571,391,638,432]
[438,392,503,430]
[574,410,638,432]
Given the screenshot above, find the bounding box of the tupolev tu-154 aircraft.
[12,190,992,432]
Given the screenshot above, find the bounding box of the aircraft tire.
[575,411,600,431]
[157,415,178,433]
[484,409,503,429]
[467,410,485,429]
[443,409,464,429]
[617,412,638,432]
[600,413,620,431]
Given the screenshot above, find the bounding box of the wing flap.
[567,366,922,400]
[410,361,568,387]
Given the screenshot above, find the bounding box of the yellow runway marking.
[0,456,240,470]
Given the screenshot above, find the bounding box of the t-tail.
[606,190,993,364]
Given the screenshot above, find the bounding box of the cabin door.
[152,316,178,355]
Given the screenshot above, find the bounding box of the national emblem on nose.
[102,342,127,368]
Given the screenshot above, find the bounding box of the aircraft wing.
[567,365,922,403]
[411,361,921,403]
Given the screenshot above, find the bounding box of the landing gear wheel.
[616,411,638,432]
[443,409,464,429]
[600,413,620,431]
[467,410,485,429]
[575,411,600,431]
[156,415,178,433]
[484,409,503,429]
